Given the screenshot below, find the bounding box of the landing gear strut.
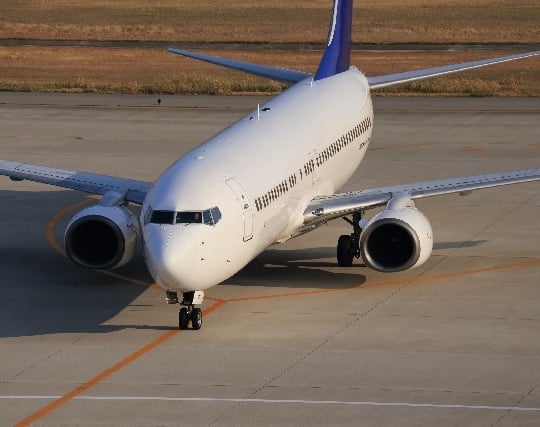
[337,212,363,267]
[165,290,204,330]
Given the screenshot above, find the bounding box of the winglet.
[314,0,354,81]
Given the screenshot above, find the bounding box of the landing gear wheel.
[176,291,204,330]
[337,234,355,267]
[337,212,363,267]
[179,307,190,330]
[191,308,203,330]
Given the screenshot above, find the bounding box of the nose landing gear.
[166,290,204,330]
[179,306,202,330]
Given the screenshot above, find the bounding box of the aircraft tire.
[191,308,203,330]
[179,307,190,330]
[337,235,355,267]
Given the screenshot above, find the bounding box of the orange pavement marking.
[369,141,437,151]
[15,199,228,425]
[462,146,486,152]
[26,197,540,425]
[227,257,540,303]
[14,299,227,427]
[44,197,162,290]
[100,270,162,290]
[43,198,95,255]
[44,197,540,312]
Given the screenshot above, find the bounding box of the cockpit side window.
[202,210,213,225]
[210,207,222,224]
[202,207,222,225]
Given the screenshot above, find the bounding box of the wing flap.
[0,160,151,205]
[303,168,540,226]
[368,51,540,89]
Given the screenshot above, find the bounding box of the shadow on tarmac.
[224,247,367,289]
[0,190,151,338]
[0,189,490,338]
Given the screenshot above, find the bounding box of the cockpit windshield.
[147,207,222,226]
[176,211,203,224]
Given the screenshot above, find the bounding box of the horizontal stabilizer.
[168,48,310,84]
[368,51,540,89]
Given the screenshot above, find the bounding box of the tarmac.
[0,93,539,426]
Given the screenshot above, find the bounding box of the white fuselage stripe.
[328,0,339,46]
[2,395,540,412]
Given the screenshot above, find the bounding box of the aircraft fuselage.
[142,67,374,292]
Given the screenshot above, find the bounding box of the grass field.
[0,47,538,96]
[0,1,538,96]
[1,0,539,44]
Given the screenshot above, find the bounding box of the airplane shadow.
[0,190,491,338]
[434,240,487,250]
[222,239,487,289]
[0,190,154,338]
[223,246,367,289]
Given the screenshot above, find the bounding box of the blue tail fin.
[314,0,353,81]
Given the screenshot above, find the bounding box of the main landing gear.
[166,290,204,330]
[337,212,363,267]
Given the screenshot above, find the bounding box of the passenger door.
[225,178,254,242]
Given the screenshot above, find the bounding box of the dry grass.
[0,46,538,96]
[0,0,538,44]
[1,1,537,96]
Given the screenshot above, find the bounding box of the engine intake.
[360,207,433,272]
[65,205,140,269]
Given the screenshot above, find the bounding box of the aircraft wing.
[302,168,540,226]
[168,48,311,84]
[368,51,540,89]
[0,160,151,205]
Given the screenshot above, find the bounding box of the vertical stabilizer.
[314,0,353,81]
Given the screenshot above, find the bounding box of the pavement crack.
[209,270,427,425]
[492,386,536,426]
[7,333,92,382]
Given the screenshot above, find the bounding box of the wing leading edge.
[0,160,152,205]
[168,48,310,84]
[302,168,540,228]
[368,51,540,89]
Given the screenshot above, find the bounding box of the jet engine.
[64,205,140,269]
[360,207,433,272]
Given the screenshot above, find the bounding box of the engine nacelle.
[64,205,140,269]
[360,207,433,272]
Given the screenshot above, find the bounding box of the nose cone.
[143,225,198,291]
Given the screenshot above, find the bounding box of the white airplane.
[1,0,539,330]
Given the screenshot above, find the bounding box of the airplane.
[1,0,539,330]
